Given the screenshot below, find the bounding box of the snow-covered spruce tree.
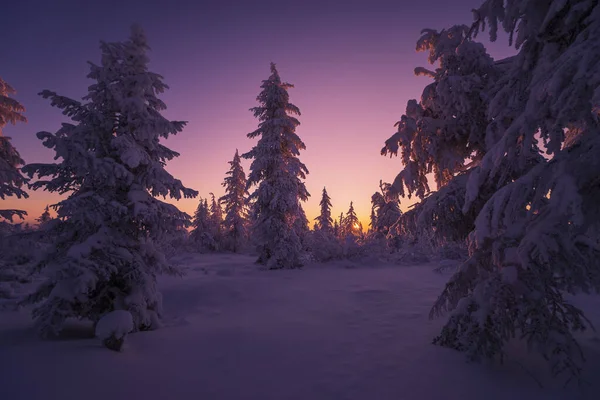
[294,203,310,246]
[369,195,380,237]
[381,25,515,247]
[37,205,52,225]
[208,192,223,249]
[191,197,216,251]
[315,187,333,232]
[370,181,402,238]
[243,63,309,269]
[0,80,34,299]
[21,25,198,336]
[0,78,28,222]
[393,173,482,248]
[219,150,249,252]
[382,26,492,199]
[339,202,363,258]
[430,1,600,379]
[368,207,377,235]
[336,212,345,239]
[343,202,360,238]
[34,204,57,241]
[309,187,342,261]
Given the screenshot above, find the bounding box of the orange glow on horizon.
[1,16,511,231]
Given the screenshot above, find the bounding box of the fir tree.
[219,150,249,252]
[315,187,333,232]
[208,192,223,247]
[393,0,600,379]
[381,25,506,246]
[370,181,402,237]
[21,25,198,336]
[191,197,208,234]
[343,202,360,238]
[0,78,28,222]
[368,206,377,234]
[191,196,216,251]
[37,205,52,225]
[294,202,310,248]
[243,63,309,269]
[309,202,343,262]
[337,212,345,239]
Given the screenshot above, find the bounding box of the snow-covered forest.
[1,1,600,399]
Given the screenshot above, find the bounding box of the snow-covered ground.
[1,253,600,400]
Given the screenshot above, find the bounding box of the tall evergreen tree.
[21,26,198,336]
[375,0,600,379]
[219,149,249,252]
[429,1,600,378]
[315,187,333,232]
[243,63,309,269]
[381,25,503,246]
[0,78,28,222]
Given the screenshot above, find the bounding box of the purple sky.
[3,0,514,226]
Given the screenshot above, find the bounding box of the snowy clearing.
[1,252,600,400]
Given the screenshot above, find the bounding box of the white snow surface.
[95,310,134,340]
[1,252,600,400]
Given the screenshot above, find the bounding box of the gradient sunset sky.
[3,0,514,226]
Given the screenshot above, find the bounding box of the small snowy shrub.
[95,310,134,352]
[308,229,343,262]
[0,229,46,300]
